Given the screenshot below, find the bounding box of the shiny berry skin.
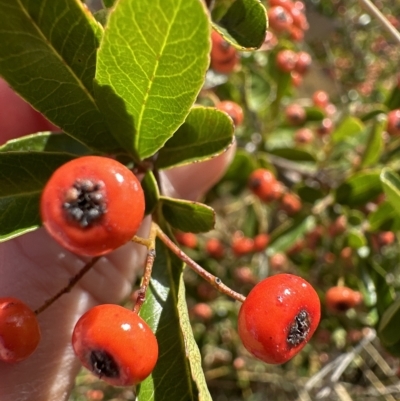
[276,49,298,73]
[238,274,320,364]
[40,156,145,256]
[325,286,363,313]
[387,109,400,136]
[216,100,244,127]
[285,104,306,125]
[0,297,41,363]
[72,304,158,386]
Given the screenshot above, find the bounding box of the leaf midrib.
[17,0,100,110]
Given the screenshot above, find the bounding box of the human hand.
[0,79,235,401]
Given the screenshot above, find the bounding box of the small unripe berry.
[280,193,302,215]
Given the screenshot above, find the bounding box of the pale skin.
[0,78,236,401]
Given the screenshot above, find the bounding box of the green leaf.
[95,0,210,159]
[336,170,382,206]
[346,229,366,249]
[378,296,400,346]
[103,0,116,7]
[156,107,234,169]
[160,197,215,233]
[212,0,267,50]
[305,107,325,122]
[331,116,364,143]
[385,84,400,110]
[142,171,160,216]
[244,69,271,112]
[0,132,91,155]
[360,106,388,122]
[137,239,212,400]
[0,152,75,241]
[360,118,385,168]
[0,0,121,153]
[267,216,316,255]
[368,201,399,232]
[380,168,400,219]
[268,148,316,162]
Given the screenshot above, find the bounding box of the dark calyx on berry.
[287,310,310,347]
[90,349,119,379]
[249,178,260,190]
[63,179,107,227]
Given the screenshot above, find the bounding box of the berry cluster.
[1,155,322,389]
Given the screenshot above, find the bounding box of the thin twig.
[132,225,157,313]
[154,223,246,303]
[358,0,400,44]
[34,256,101,315]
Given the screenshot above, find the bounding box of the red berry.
[285,104,306,125]
[175,232,198,249]
[40,156,145,256]
[0,297,41,363]
[232,235,254,257]
[238,274,320,364]
[288,25,304,42]
[316,118,334,136]
[269,253,289,271]
[268,6,293,33]
[189,303,213,321]
[253,233,270,252]
[276,49,298,73]
[216,100,244,126]
[291,71,303,87]
[325,286,363,313]
[294,127,314,144]
[294,51,312,75]
[312,90,330,109]
[210,31,239,74]
[205,238,225,259]
[234,266,258,285]
[280,193,302,215]
[290,6,309,30]
[72,304,158,386]
[328,215,347,237]
[248,169,284,202]
[387,109,400,136]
